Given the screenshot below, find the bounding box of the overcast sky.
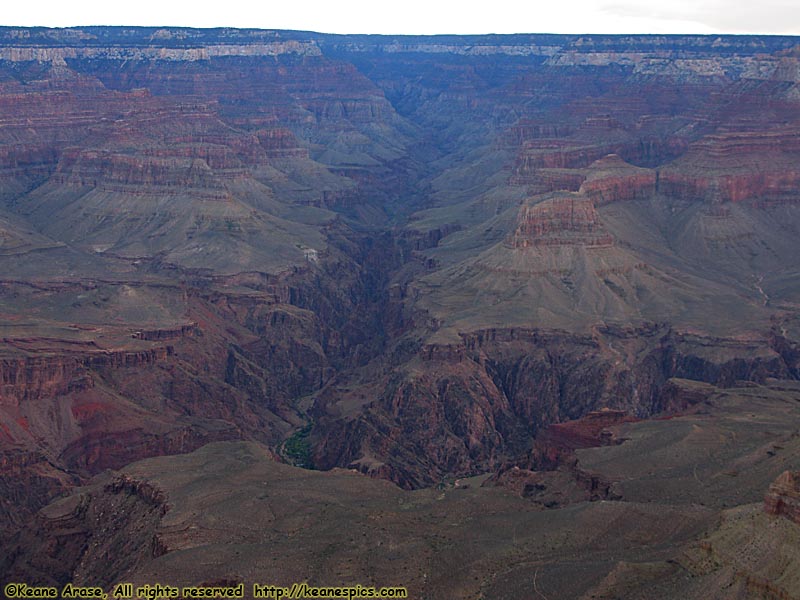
[4,0,799,35]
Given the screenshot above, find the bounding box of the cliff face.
[484,409,636,505]
[658,128,800,204]
[0,355,90,405]
[579,154,657,205]
[311,325,794,488]
[765,471,800,524]
[1,473,171,587]
[510,193,614,248]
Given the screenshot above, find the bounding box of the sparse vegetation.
[283,424,314,469]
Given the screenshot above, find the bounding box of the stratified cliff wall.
[0,27,799,512]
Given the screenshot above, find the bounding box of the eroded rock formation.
[765,471,800,524]
[509,193,615,248]
[0,28,799,535]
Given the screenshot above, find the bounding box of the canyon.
[0,27,800,598]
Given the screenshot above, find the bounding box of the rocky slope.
[4,379,799,599]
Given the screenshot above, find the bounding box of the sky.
[3,0,799,36]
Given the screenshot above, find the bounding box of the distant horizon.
[1,26,800,39]
[4,0,799,37]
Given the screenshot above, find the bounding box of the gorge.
[1,27,800,599]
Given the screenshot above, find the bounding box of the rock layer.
[510,193,614,248]
[765,471,800,524]
[0,28,799,531]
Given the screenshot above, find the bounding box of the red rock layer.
[59,423,240,475]
[53,149,230,193]
[504,120,574,145]
[658,129,800,204]
[519,409,639,471]
[764,471,800,524]
[579,155,657,205]
[509,194,614,248]
[485,410,636,503]
[525,169,587,194]
[0,347,172,406]
[255,128,309,159]
[0,355,90,406]
[510,140,616,183]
